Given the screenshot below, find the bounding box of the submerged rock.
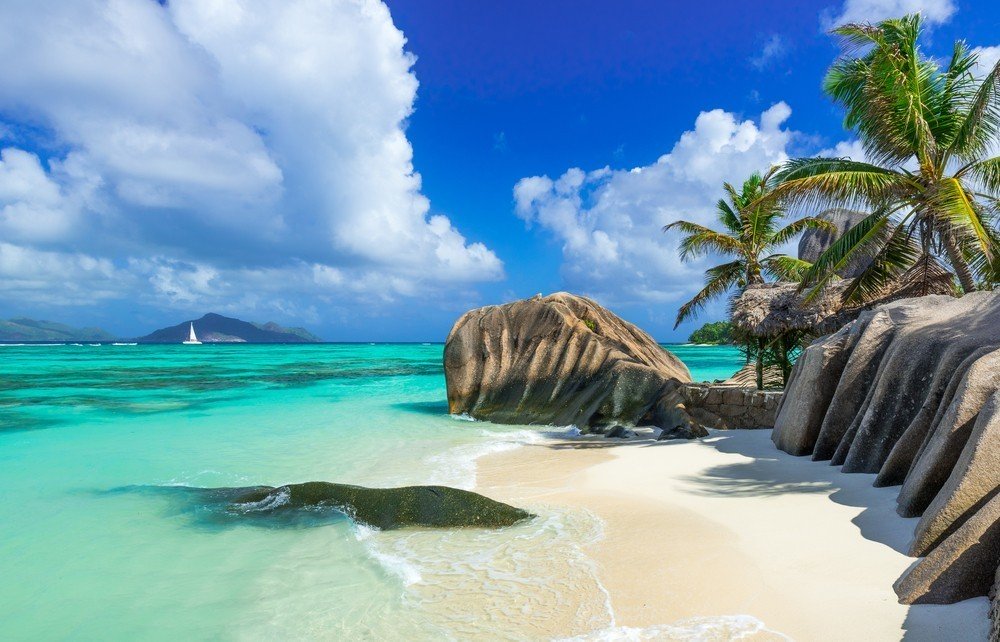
[769,291,1000,605]
[444,292,693,434]
[231,482,532,530]
[138,482,533,530]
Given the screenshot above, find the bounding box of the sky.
[0,0,997,341]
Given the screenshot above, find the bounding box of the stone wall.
[678,384,782,429]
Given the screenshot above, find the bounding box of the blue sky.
[0,0,997,340]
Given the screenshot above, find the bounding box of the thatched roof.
[731,257,956,338]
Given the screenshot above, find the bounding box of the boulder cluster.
[770,291,1000,606]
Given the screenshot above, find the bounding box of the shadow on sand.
[680,430,988,641]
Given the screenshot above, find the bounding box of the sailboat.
[182,322,202,345]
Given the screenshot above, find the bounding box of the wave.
[0,343,63,347]
[111,342,137,346]
[561,615,790,641]
[424,428,544,490]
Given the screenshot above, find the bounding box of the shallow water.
[0,343,743,639]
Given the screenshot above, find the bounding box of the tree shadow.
[693,431,993,639]
[685,431,916,554]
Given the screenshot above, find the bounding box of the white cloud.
[0,0,502,318]
[973,46,1000,76]
[818,139,868,160]
[0,243,134,306]
[750,35,787,70]
[823,0,956,28]
[513,103,797,310]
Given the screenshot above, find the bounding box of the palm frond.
[799,212,893,301]
[841,223,922,304]
[762,255,813,282]
[674,261,744,328]
[769,216,838,248]
[948,56,1000,160]
[771,157,913,208]
[663,220,744,260]
[931,177,994,256]
[714,198,742,234]
[960,155,1000,194]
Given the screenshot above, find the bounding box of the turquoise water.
[666,344,744,382]
[0,343,742,639]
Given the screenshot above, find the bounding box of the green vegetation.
[688,321,732,344]
[664,170,834,329]
[771,14,1000,302]
[582,318,597,332]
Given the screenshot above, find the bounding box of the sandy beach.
[477,429,990,641]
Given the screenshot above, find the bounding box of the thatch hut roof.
[731,257,956,338]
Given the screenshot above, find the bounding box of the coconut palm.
[771,14,1000,303]
[664,169,834,328]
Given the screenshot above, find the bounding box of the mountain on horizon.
[135,313,322,343]
[0,318,116,342]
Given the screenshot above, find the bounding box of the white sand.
[477,429,989,641]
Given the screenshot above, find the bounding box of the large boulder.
[444,292,695,433]
[769,291,1000,605]
[797,208,871,278]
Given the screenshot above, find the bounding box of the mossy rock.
[228,482,533,530]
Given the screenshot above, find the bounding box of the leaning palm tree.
[771,14,1000,303]
[664,169,834,328]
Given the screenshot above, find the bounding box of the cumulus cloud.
[513,103,797,310]
[0,0,502,321]
[823,0,956,28]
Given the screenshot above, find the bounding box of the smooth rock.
[912,389,1000,556]
[605,425,636,439]
[444,293,691,432]
[894,491,1000,604]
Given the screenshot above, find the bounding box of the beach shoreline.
[475,429,989,641]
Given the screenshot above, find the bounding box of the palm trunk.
[943,232,977,293]
[755,338,764,391]
[777,336,790,386]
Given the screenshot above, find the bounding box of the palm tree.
[771,14,1000,303]
[665,170,834,389]
[664,169,834,328]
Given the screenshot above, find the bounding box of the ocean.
[0,342,743,639]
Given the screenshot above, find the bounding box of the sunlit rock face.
[770,291,1000,605]
[443,292,700,435]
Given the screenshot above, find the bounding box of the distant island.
[135,313,322,343]
[688,321,732,345]
[0,318,115,342]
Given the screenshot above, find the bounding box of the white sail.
[183,322,202,345]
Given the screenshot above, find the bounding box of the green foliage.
[770,13,1000,302]
[734,329,805,390]
[663,169,835,328]
[582,318,597,332]
[688,321,733,344]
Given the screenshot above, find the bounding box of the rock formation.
[153,482,533,530]
[444,293,704,436]
[797,208,871,278]
[770,291,1000,605]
